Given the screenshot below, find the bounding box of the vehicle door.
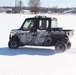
[34,19,50,45]
[19,19,34,44]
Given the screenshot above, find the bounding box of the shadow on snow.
[0,47,56,56]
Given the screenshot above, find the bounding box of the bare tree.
[28,0,40,14]
[14,0,24,13]
[18,0,23,11]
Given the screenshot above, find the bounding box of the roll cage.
[20,16,57,32]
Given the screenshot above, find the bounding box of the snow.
[0,13,76,75]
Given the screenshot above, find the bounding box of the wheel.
[8,40,19,49]
[55,42,67,52]
[67,42,71,49]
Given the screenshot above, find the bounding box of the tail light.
[67,31,74,37]
[67,32,70,36]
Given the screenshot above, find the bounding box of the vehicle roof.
[34,16,57,20]
[25,16,57,21]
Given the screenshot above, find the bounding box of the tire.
[45,37,52,46]
[55,42,67,52]
[8,40,19,49]
[67,42,71,49]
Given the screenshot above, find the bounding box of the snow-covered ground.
[0,13,76,75]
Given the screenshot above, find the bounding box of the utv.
[8,16,74,51]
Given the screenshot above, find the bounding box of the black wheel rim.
[11,41,17,48]
[57,44,65,50]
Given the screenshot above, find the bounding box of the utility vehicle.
[8,16,74,51]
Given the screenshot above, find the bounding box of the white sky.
[0,0,76,8]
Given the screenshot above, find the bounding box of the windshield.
[51,18,57,28]
[23,19,33,30]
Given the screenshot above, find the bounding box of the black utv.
[8,16,74,51]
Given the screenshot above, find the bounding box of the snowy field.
[0,13,76,75]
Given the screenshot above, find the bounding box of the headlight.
[10,30,16,36]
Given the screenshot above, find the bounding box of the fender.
[10,36,20,43]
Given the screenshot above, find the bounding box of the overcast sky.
[0,0,76,8]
